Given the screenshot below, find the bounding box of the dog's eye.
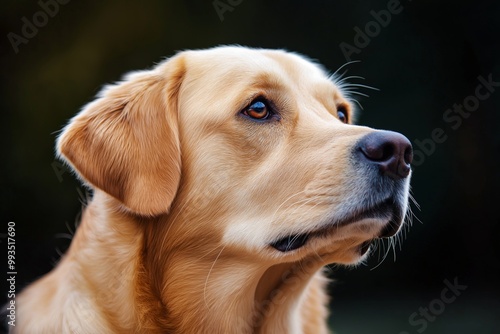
[242,100,270,120]
[337,107,348,123]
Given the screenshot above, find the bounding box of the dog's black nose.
[357,131,413,180]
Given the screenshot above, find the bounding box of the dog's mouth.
[269,198,402,253]
[269,234,312,253]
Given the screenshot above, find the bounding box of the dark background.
[1,0,499,333]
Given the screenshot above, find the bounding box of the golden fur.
[15,46,411,333]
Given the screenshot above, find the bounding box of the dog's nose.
[357,131,413,180]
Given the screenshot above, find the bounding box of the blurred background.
[1,0,499,333]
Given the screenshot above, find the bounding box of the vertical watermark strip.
[6,222,16,327]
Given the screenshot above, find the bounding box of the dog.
[15,46,412,333]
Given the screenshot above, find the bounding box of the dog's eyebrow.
[312,81,345,116]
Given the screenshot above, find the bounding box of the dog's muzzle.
[269,130,413,253]
[354,130,413,237]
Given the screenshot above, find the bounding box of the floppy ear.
[57,55,185,216]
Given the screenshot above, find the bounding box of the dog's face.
[58,46,412,266]
[177,47,412,264]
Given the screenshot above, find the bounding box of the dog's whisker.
[64,221,76,236]
[340,90,365,111]
[335,75,366,86]
[270,189,310,225]
[375,239,384,263]
[204,245,226,309]
[341,83,380,91]
[344,91,370,98]
[55,247,64,257]
[54,233,74,240]
[370,238,393,270]
[408,190,421,209]
[340,86,367,92]
[311,248,327,267]
[391,237,398,261]
[350,98,364,111]
[407,192,423,226]
[331,60,361,79]
[199,244,226,260]
[51,128,65,135]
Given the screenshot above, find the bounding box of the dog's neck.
[72,191,329,333]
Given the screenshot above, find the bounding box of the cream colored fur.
[15,46,410,333]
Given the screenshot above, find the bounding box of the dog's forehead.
[184,46,330,86]
[178,47,348,114]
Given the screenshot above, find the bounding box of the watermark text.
[6,222,17,327]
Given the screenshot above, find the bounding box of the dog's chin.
[269,198,404,260]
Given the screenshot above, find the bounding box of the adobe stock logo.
[400,277,467,334]
[339,0,412,61]
[213,0,243,22]
[7,0,71,54]
[411,74,499,168]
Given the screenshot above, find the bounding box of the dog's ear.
[57,55,185,216]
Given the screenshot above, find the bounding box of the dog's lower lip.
[270,198,398,253]
[378,219,400,238]
[335,198,395,228]
[270,233,310,252]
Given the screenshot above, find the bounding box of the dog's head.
[57,46,412,265]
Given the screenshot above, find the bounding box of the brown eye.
[337,107,348,123]
[243,101,270,120]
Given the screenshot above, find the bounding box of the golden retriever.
[15,46,412,333]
